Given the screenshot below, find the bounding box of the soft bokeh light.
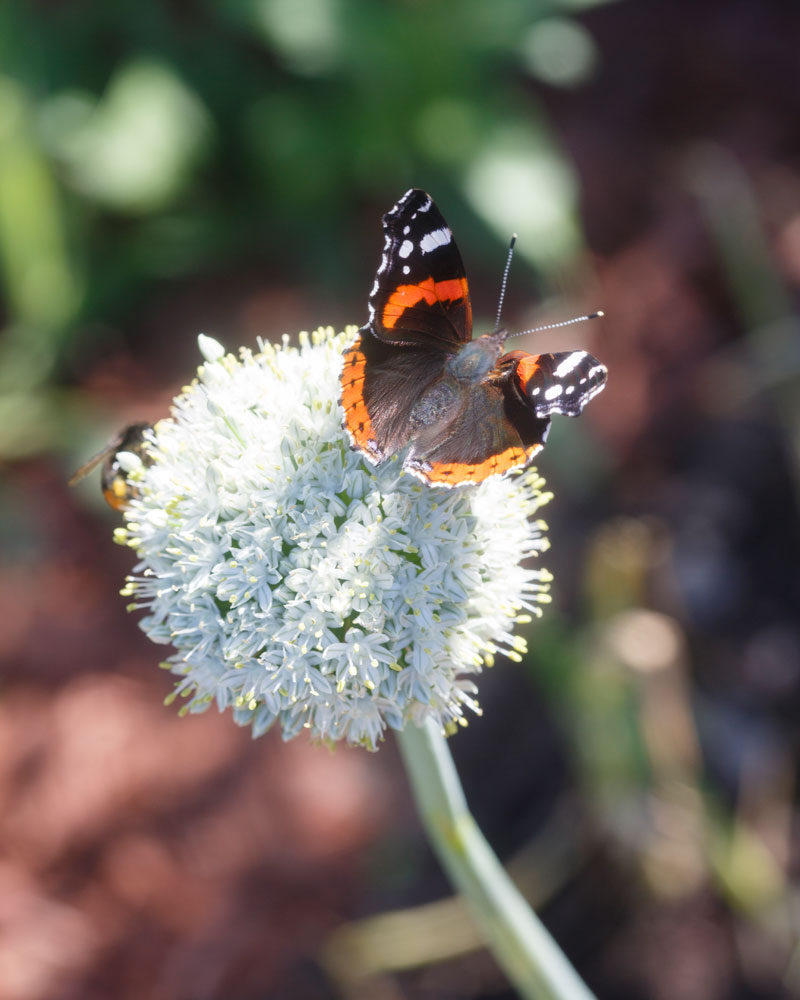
[520,18,598,88]
[254,0,343,75]
[464,125,583,273]
[47,60,212,213]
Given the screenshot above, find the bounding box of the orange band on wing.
[514,355,540,389]
[381,277,468,329]
[410,440,542,487]
[340,339,381,459]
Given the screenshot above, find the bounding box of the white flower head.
[120,328,552,750]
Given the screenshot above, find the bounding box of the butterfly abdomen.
[409,377,460,431]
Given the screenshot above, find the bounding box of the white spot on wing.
[399,239,414,258]
[554,351,586,378]
[545,384,563,400]
[391,190,415,216]
[419,227,451,253]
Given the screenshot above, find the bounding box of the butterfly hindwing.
[405,382,549,487]
[341,329,449,463]
[506,350,607,418]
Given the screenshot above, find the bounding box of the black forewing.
[367,189,473,350]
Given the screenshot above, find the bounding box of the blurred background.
[1,1,799,997]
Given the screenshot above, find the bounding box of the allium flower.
[118,327,552,750]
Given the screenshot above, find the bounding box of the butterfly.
[340,188,607,487]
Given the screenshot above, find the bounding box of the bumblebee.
[68,423,152,511]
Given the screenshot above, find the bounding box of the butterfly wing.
[406,347,608,487]
[341,332,449,464]
[404,383,549,487]
[367,189,472,350]
[342,189,473,463]
[504,350,608,417]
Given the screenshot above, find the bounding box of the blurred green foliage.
[0,0,611,459]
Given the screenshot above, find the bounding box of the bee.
[68,423,152,511]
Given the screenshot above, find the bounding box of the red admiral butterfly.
[341,189,608,487]
[68,422,151,510]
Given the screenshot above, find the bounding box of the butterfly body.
[446,330,505,381]
[341,189,608,487]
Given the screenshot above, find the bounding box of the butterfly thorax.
[446,331,506,384]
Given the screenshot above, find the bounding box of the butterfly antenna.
[495,234,517,329]
[513,310,604,338]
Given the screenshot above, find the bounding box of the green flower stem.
[396,717,596,1000]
